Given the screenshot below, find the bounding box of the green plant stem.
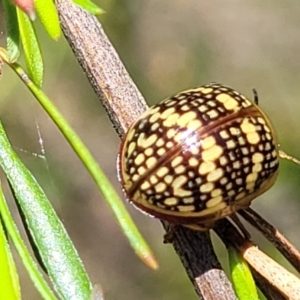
[0,49,157,269]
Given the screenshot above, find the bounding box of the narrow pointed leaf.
[0,119,92,299]
[2,0,20,62]
[2,57,158,270]
[72,0,105,15]
[0,185,57,300]
[34,0,61,40]
[229,246,258,300]
[11,187,49,274]
[16,8,43,87]
[0,218,20,300]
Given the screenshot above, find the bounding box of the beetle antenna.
[252,88,259,105]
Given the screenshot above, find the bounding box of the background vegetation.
[0,0,300,299]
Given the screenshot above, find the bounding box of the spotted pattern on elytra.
[118,83,279,227]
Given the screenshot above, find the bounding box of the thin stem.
[3,55,157,270]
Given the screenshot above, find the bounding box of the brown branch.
[214,218,300,299]
[251,269,286,300]
[55,0,237,299]
[239,208,300,272]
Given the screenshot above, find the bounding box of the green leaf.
[3,57,158,270]
[229,246,258,300]
[0,120,92,299]
[0,217,20,300]
[0,184,57,300]
[16,8,43,87]
[72,0,105,15]
[2,0,20,62]
[35,0,61,40]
